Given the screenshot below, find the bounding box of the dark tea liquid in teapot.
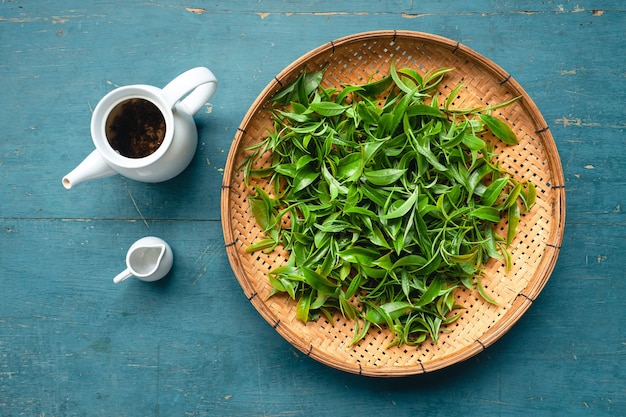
[105,98,166,158]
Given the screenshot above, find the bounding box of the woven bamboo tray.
[221,31,565,377]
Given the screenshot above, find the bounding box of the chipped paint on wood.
[185,7,206,15]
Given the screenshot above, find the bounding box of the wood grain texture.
[1,1,624,416]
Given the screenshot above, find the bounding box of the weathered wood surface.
[1,1,624,416]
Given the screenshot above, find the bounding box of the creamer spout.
[62,149,117,189]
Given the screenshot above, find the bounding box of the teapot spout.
[62,150,117,189]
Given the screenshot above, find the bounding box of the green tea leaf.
[390,60,414,95]
[364,303,393,327]
[337,152,363,181]
[363,168,406,186]
[356,75,393,97]
[339,293,358,320]
[309,101,349,117]
[292,167,319,193]
[506,202,521,245]
[500,243,513,273]
[381,301,414,320]
[503,182,523,209]
[338,247,380,264]
[296,291,313,322]
[381,187,419,220]
[523,181,537,212]
[482,177,509,207]
[276,109,309,123]
[345,272,362,299]
[405,104,447,119]
[470,206,501,223]
[483,226,503,259]
[416,277,443,307]
[462,134,486,151]
[392,255,428,269]
[272,69,324,105]
[422,67,454,91]
[480,113,518,145]
[245,238,277,253]
[397,67,423,88]
[356,101,381,124]
[274,163,297,178]
[476,274,497,305]
[249,189,273,231]
[301,267,338,295]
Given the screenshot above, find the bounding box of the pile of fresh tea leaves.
[243,62,535,347]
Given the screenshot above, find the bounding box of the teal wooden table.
[1,1,624,415]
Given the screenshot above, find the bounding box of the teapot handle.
[161,67,218,115]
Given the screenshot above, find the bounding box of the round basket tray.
[221,30,565,377]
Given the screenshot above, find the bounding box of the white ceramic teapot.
[62,67,217,189]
